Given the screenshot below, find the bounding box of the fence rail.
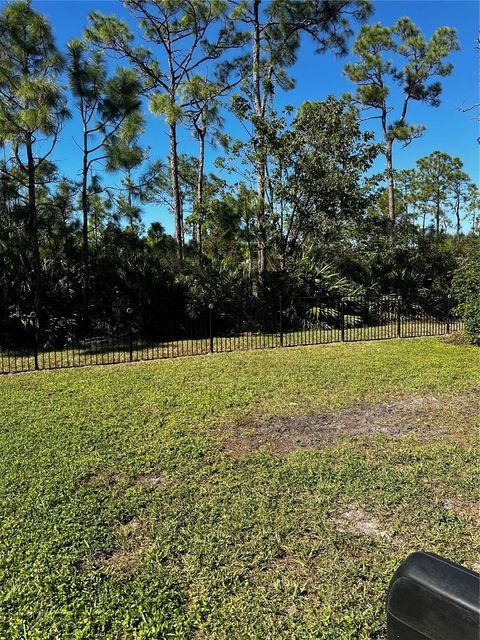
[0,294,461,374]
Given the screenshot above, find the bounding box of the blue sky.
[24,1,480,232]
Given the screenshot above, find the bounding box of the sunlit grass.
[0,338,478,638]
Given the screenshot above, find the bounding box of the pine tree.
[67,39,141,316]
[106,112,146,232]
[0,0,68,322]
[345,18,459,227]
[86,0,245,260]
[182,76,227,257]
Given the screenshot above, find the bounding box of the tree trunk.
[246,218,253,277]
[26,139,41,322]
[435,195,441,234]
[81,131,89,320]
[169,122,183,259]
[180,197,184,248]
[256,170,266,273]
[127,167,135,229]
[455,192,461,236]
[385,138,395,228]
[253,0,266,274]
[279,164,286,270]
[196,131,205,257]
[279,212,288,270]
[1,263,8,324]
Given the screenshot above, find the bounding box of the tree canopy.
[0,0,477,341]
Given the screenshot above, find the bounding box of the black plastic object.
[386,551,480,640]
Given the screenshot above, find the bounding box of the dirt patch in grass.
[441,497,480,522]
[131,471,166,490]
[80,469,166,494]
[223,391,479,457]
[77,517,151,577]
[273,554,309,574]
[79,469,125,487]
[331,504,389,539]
[101,517,151,576]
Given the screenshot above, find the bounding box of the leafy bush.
[452,241,480,344]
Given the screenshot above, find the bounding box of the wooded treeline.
[0,0,478,343]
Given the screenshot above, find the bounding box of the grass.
[0,337,478,639]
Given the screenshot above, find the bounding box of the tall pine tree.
[0,0,68,322]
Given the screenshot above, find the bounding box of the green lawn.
[0,338,478,639]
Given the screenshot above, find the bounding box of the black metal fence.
[0,294,462,374]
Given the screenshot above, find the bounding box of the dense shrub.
[452,241,480,344]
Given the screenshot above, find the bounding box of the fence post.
[208,303,214,353]
[126,307,133,361]
[446,294,451,334]
[397,295,402,338]
[30,311,39,370]
[340,296,345,342]
[279,296,284,346]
